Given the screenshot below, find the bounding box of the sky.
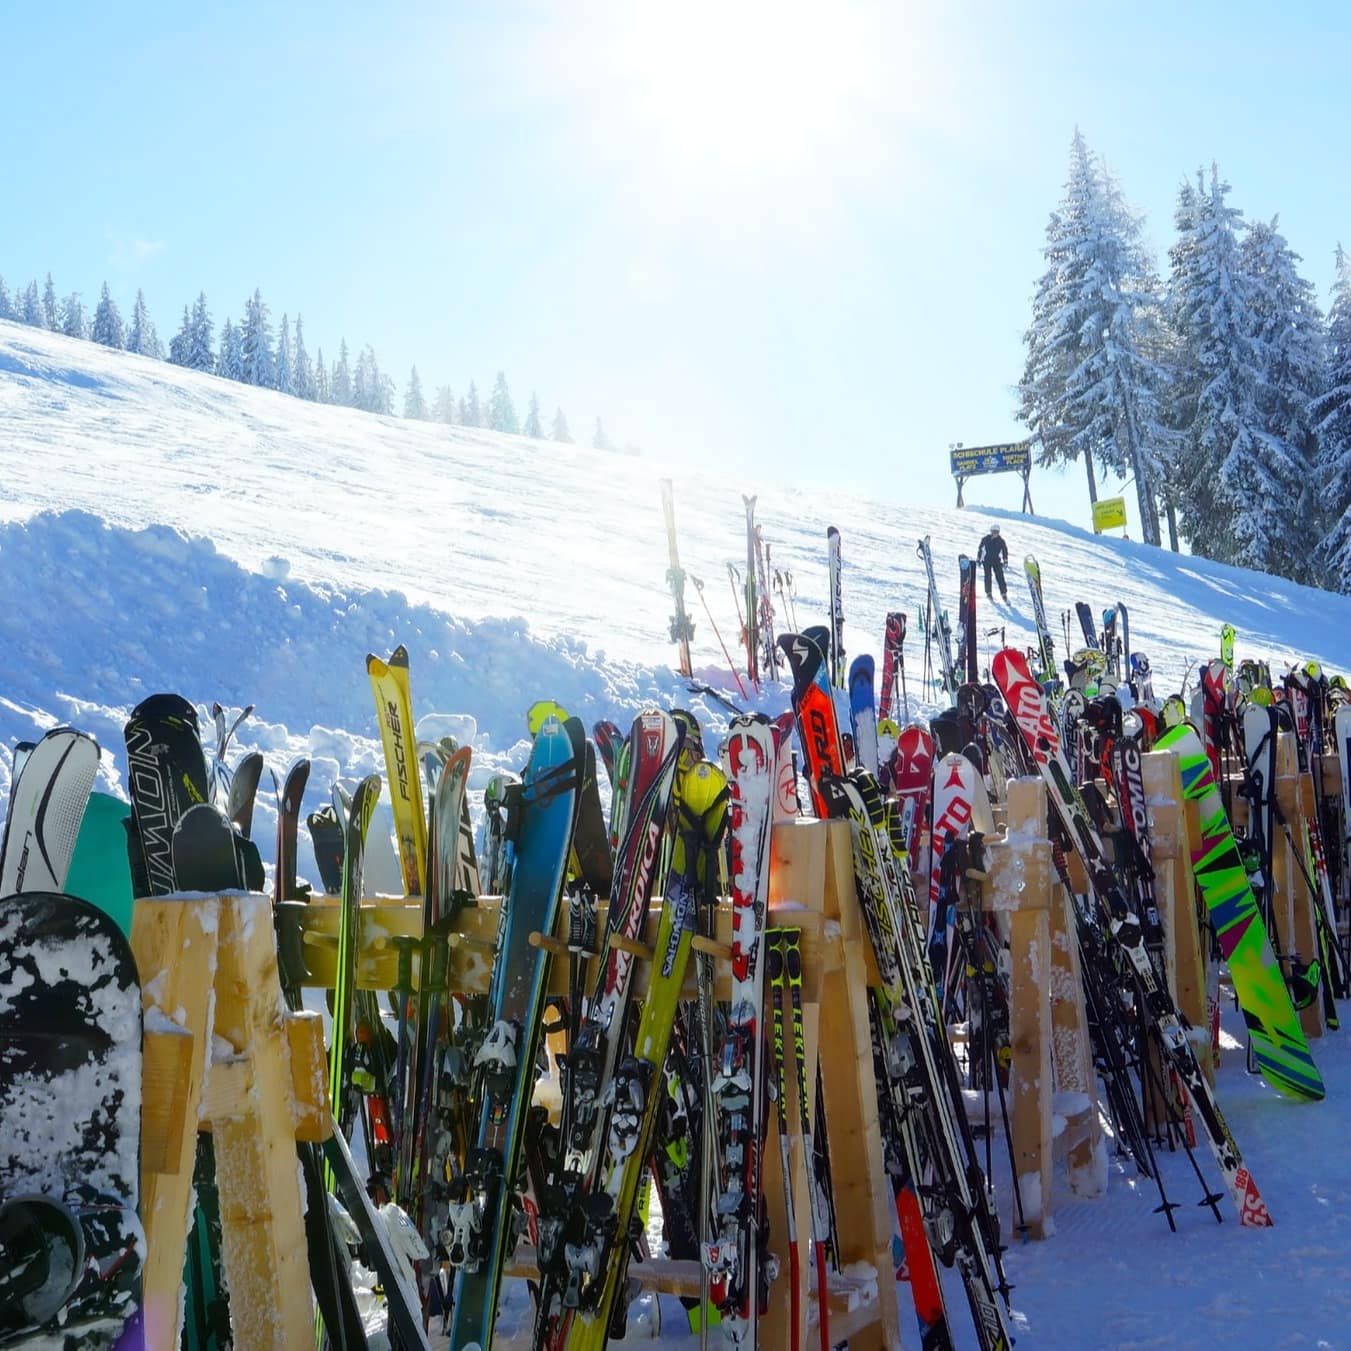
[6,318,1351,1347]
[3,1,1350,531]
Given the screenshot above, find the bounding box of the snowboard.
[1155,723,1324,1101]
[0,727,100,896]
[65,792,135,936]
[0,891,144,1345]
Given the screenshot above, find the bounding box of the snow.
[6,318,1351,1345]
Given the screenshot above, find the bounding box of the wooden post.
[767,818,897,1350]
[206,895,317,1349]
[1143,751,1208,1038]
[994,776,1055,1237]
[131,897,220,1350]
[1276,733,1326,1039]
[133,895,334,1351]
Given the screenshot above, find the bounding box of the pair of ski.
[784,627,1013,1351]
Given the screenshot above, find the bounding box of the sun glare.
[571,1,907,207]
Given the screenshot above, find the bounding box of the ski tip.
[390,645,411,668]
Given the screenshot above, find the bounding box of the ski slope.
[3,317,1351,1348]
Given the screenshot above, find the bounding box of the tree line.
[0,274,629,453]
[1020,129,1351,590]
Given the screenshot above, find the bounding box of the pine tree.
[552,406,572,443]
[360,346,394,413]
[332,340,352,405]
[1239,217,1324,581]
[432,385,456,423]
[524,390,543,438]
[463,380,482,427]
[169,305,192,365]
[41,273,58,330]
[489,371,518,433]
[187,293,215,372]
[275,314,293,393]
[404,366,428,419]
[61,293,87,339]
[293,315,314,399]
[1019,130,1171,540]
[22,282,43,327]
[240,289,274,386]
[218,318,243,380]
[127,289,163,358]
[91,283,126,348]
[315,345,330,402]
[593,416,610,450]
[1316,246,1351,588]
[0,276,12,320]
[1165,166,1278,569]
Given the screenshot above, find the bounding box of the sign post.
[949,441,1035,513]
[1091,496,1128,534]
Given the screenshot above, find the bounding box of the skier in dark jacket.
[977,525,1008,601]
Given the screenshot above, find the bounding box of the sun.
[556,1,908,210]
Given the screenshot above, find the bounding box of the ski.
[449,715,583,1350]
[827,525,845,688]
[879,612,907,724]
[367,644,428,896]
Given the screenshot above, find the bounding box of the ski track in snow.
[6,320,1351,1346]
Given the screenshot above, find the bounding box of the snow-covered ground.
[3,318,1351,1347]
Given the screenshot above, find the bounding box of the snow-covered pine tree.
[433,385,455,423]
[127,289,163,358]
[1019,130,1170,541]
[315,346,330,402]
[489,371,518,433]
[524,390,542,438]
[351,345,381,412]
[404,366,428,419]
[1239,217,1324,582]
[218,318,243,380]
[1315,246,1351,590]
[552,406,572,442]
[293,316,314,399]
[1166,166,1303,575]
[462,380,482,427]
[42,274,58,330]
[22,282,44,328]
[61,293,87,339]
[187,293,215,372]
[91,283,126,348]
[169,306,192,365]
[275,314,293,394]
[593,416,610,450]
[240,289,274,386]
[0,276,12,319]
[332,340,352,405]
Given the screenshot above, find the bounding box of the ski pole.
[692,577,748,700]
[727,562,755,689]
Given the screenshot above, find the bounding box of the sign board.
[949,441,1032,478]
[1091,496,1128,532]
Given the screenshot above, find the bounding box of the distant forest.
[0,274,633,455]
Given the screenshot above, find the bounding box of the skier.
[977,525,1008,602]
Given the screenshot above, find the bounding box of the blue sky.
[2,1,1348,532]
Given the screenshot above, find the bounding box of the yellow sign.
[1091,496,1128,532]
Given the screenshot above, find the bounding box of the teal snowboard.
[65,792,135,935]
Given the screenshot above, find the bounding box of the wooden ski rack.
[131,891,331,1351]
[282,818,903,1349]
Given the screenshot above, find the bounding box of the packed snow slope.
[5,318,1351,1348]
